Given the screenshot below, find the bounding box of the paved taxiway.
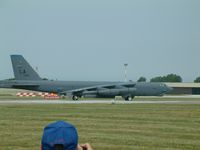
[1,99,200,104]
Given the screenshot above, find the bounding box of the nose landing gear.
[124,96,134,101]
[72,95,79,101]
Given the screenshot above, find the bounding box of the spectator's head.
[54,144,64,150]
[41,121,78,150]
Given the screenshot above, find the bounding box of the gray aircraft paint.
[0,55,172,100]
[11,55,42,80]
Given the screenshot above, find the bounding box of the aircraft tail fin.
[11,55,42,80]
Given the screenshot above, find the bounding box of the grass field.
[0,103,200,150]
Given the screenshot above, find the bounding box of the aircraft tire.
[72,96,78,101]
[128,96,133,101]
[125,96,133,101]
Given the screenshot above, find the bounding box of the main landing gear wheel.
[125,96,133,101]
[72,96,79,101]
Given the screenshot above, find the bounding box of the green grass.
[0,104,200,150]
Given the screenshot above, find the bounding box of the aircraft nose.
[161,84,173,94]
[166,86,173,93]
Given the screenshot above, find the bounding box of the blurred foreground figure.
[41,121,93,150]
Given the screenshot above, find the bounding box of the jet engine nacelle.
[83,95,98,98]
[82,88,136,97]
[98,88,136,96]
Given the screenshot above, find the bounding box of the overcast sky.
[0,0,200,82]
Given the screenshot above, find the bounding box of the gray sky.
[0,0,200,82]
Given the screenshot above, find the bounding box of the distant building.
[165,83,200,95]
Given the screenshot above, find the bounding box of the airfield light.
[124,63,128,82]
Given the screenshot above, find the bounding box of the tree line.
[137,74,200,83]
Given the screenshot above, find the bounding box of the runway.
[1,99,200,104]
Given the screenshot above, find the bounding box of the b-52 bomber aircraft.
[0,55,172,100]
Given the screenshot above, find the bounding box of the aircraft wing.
[62,82,136,98]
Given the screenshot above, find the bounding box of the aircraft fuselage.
[0,80,172,99]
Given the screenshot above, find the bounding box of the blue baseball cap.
[41,121,78,150]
